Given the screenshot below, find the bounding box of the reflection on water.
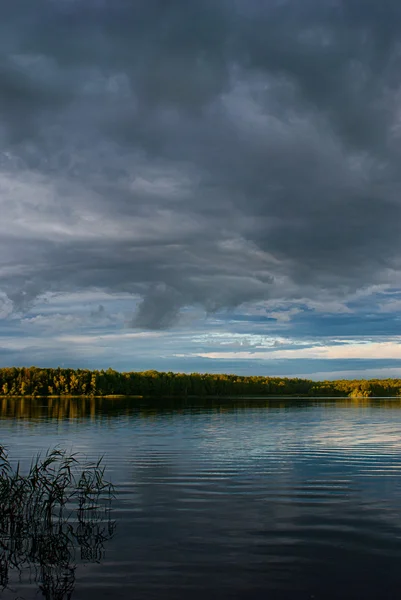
[1,505,115,600]
[1,397,401,599]
[2,396,401,422]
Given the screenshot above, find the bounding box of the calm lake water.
[1,397,401,599]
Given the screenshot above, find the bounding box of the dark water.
[1,397,401,599]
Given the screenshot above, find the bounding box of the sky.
[2,0,401,380]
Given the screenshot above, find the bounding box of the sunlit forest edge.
[0,367,400,398]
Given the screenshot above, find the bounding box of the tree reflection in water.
[0,446,115,600]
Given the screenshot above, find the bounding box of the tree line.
[0,367,400,398]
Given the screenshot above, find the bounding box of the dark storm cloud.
[2,0,401,328]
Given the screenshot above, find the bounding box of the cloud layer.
[2,1,401,373]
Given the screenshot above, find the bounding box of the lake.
[1,396,401,599]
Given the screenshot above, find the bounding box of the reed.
[0,446,115,599]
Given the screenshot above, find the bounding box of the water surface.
[1,397,401,599]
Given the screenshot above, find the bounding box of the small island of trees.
[0,367,400,398]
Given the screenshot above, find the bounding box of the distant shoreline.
[1,367,401,399]
[1,394,401,400]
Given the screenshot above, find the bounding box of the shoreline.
[1,394,401,400]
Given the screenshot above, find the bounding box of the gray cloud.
[1,0,401,329]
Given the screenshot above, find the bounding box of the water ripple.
[1,399,401,599]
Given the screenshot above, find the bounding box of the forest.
[0,367,400,398]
